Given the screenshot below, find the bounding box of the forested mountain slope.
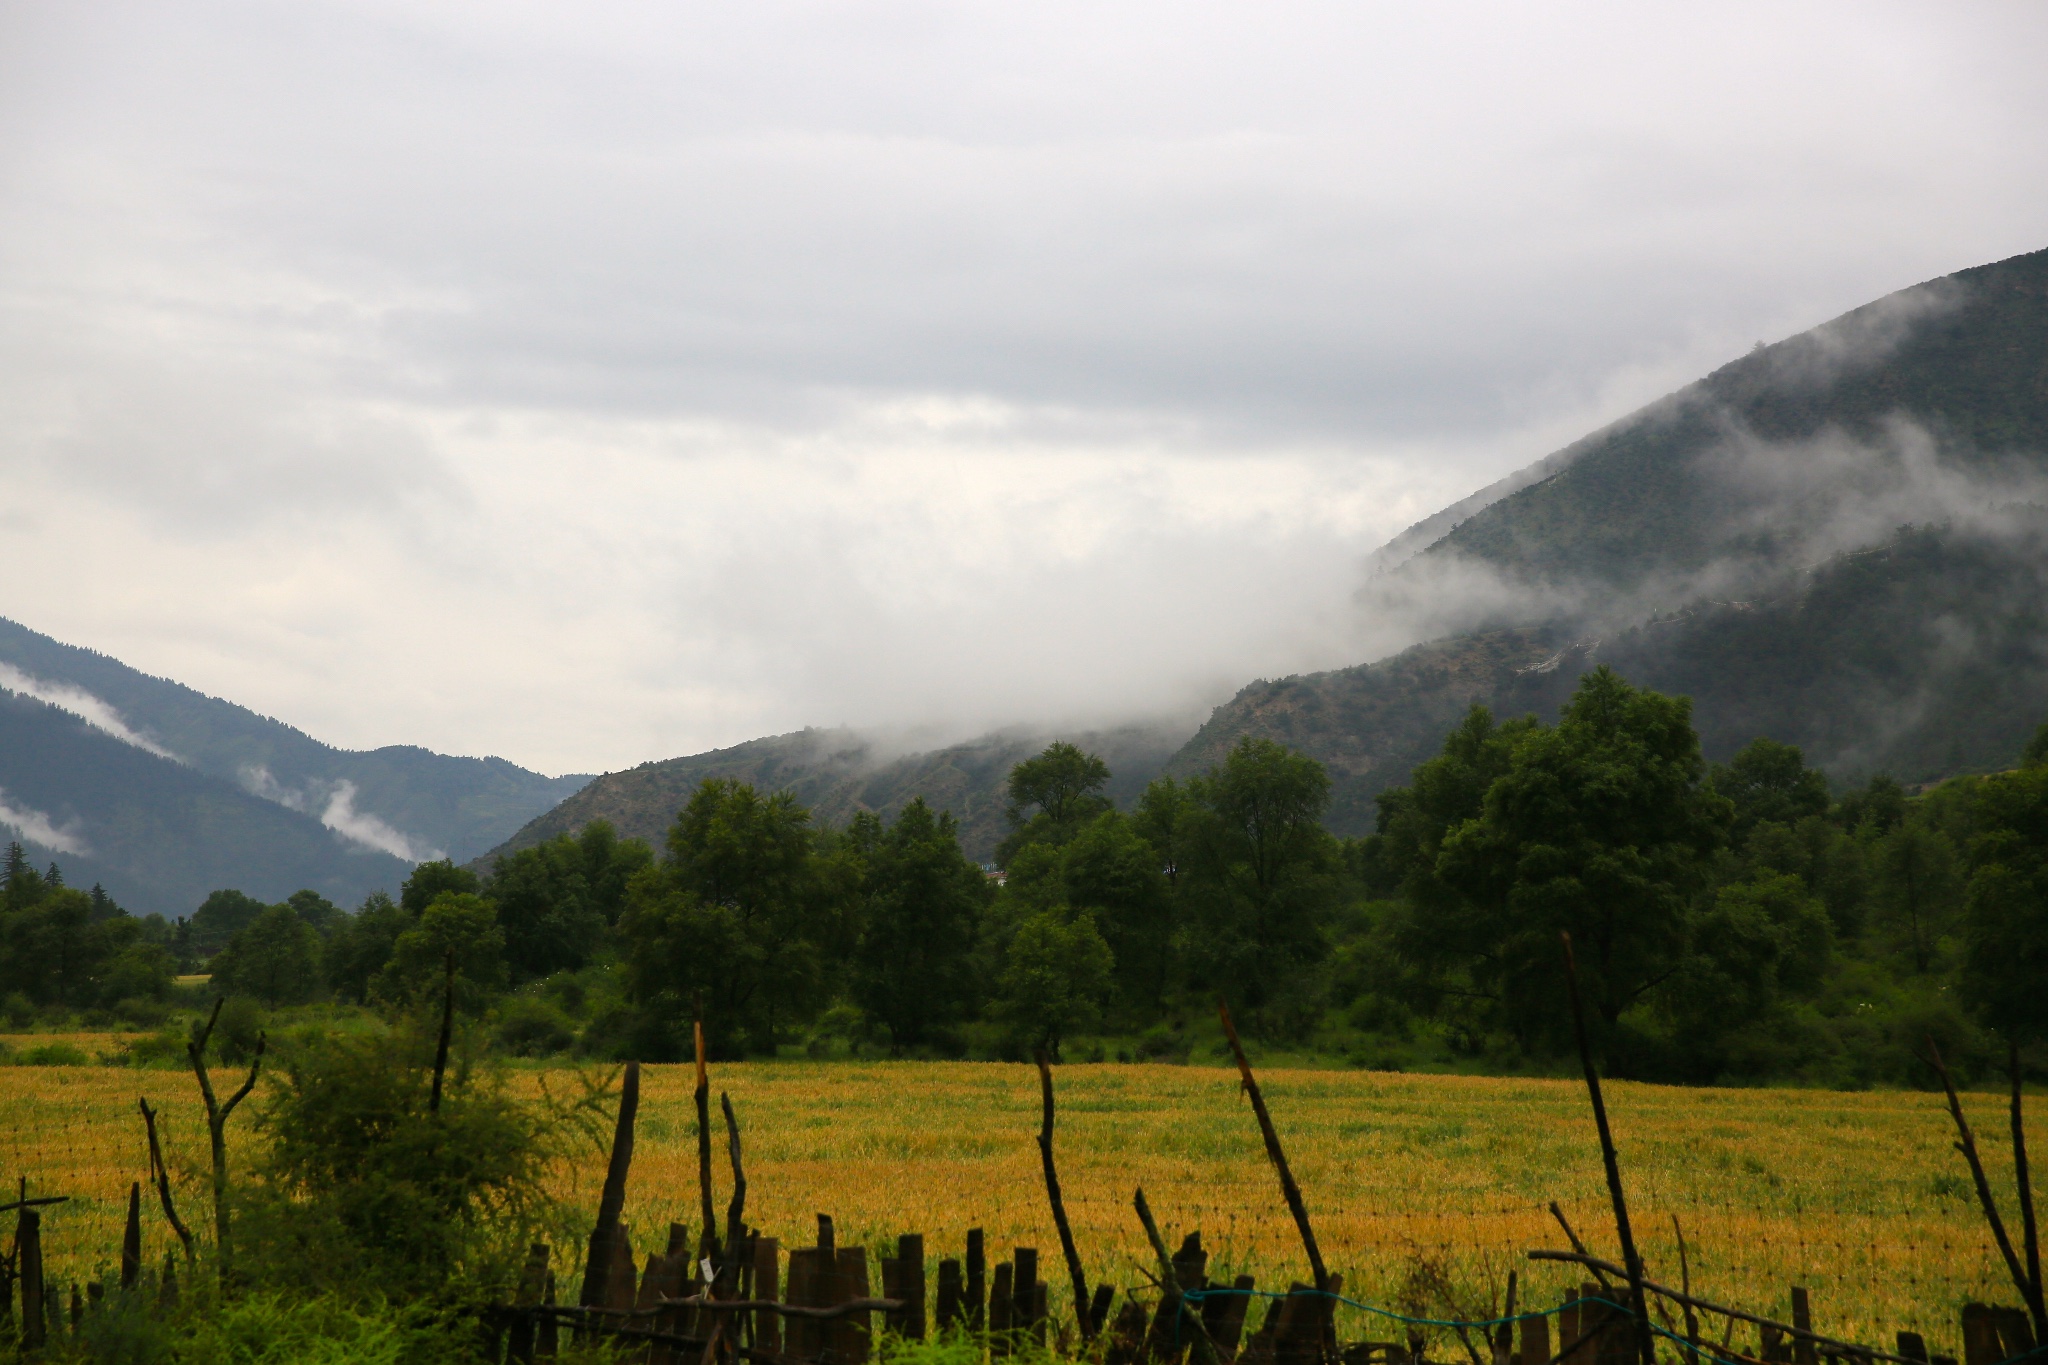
[0,689,412,913]
[1173,246,2048,828]
[474,722,1190,868]
[1405,245,2048,593]
[0,616,590,866]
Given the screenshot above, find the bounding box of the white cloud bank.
[0,789,88,858]
[3,3,2047,773]
[0,663,178,761]
[242,765,442,862]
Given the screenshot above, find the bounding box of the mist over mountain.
[481,246,2048,855]
[0,616,590,914]
[475,722,1191,868]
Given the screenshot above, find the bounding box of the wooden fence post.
[18,1206,45,1352]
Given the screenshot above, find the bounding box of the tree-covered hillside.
[0,615,590,864]
[0,691,412,913]
[1412,245,2048,589]
[474,721,1190,868]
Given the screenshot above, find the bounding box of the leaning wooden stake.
[1133,1187,1221,1365]
[1559,933,1653,1365]
[138,1098,196,1266]
[187,996,265,1282]
[1927,1036,2046,1339]
[17,1205,45,1352]
[1672,1213,1702,1365]
[721,1091,748,1272]
[1035,1052,1094,1341]
[1218,998,1334,1360]
[2010,1039,2045,1345]
[121,1181,143,1290]
[581,1060,640,1309]
[429,949,456,1114]
[696,1012,719,1261]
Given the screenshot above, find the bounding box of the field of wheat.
[0,1052,2024,1356]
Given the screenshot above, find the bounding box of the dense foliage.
[5,665,2044,1083]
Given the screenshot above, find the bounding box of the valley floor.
[4,1053,2020,1354]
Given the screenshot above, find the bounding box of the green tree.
[1178,736,1343,1030]
[401,860,482,915]
[211,904,325,1005]
[326,892,408,1005]
[186,888,271,959]
[1960,765,2048,1041]
[1131,776,1195,889]
[1872,822,1961,972]
[997,742,1113,865]
[1062,811,1174,1012]
[1661,871,1832,1079]
[1430,667,1731,1050]
[850,799,990,1051]
[0,842,40,911]
[284,889,343,935]
[620,779,824,1057]
[373,892,507,1011]
[487,820,653,982]
[994,908,1114,1059]
[1710,737,1831,841]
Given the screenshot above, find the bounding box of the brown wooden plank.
[753,1237,782,1355]
[1792,1289,1819,1365]
[834,1245,872,1365]
[900,1234,927,1341]
[937,1258,964,1333]
[967,1229,987,1333]
[1522,1308,1552,1365]
[991,1261,1015,1353]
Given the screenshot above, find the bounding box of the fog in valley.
[6,3,2048,773]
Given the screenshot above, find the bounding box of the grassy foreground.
[0,1055,2020,1354]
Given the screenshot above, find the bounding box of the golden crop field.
[0,1053,2025,1357]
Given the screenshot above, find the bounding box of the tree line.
[6,664,2044,1082]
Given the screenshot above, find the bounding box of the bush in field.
[252,1022,567,1284]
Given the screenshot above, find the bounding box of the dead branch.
[1036,1052,1094,1341]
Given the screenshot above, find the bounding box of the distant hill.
[1174,245,2048,826]
[0,690,413,914]
[1401,245,2048,596]
[0,617,591,914]
[479,247,2048,859]
[1173,514,2048,835]
[473,722,1192,868]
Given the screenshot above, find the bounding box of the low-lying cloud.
[0,663,178,761]
[0,789,89,857]
[4,4,2048,773]
[241,765,441,863]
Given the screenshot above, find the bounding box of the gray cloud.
[3,2,2047,772]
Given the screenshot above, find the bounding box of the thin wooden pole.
[429,949,456,1114]
[696,1014,718,1261]
[1559,933,1653,1365]
[1035,1052,1093,1341]
[581,1061,640,1309]
[721,1091,748,1271]
[138,1098,196,1266]
[1673,1213,1702,1365]
[2009,1040,2045,1343]
[186,996,264,1283]
[1927,1036,2038,1327]
[1218,998,1333,1358]
[1133,1188,1220,1365]
[121,1181,143,1290]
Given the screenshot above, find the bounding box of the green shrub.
[250,1022,584,1287]
[16,1041,91,1066]
[494,996,577,1057]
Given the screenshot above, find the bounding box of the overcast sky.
[3,2,2046,776]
